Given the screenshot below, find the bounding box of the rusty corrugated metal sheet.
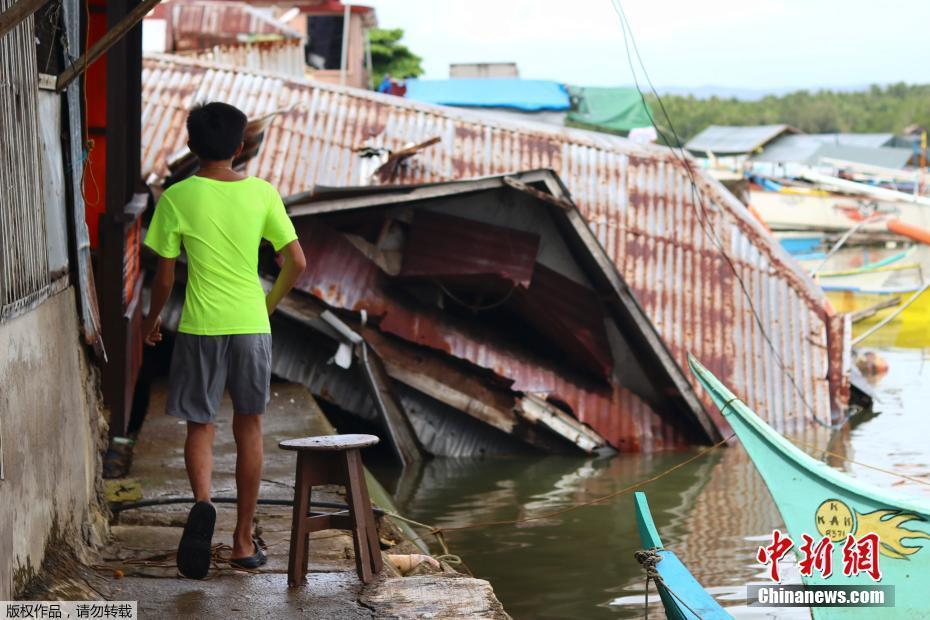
[400,210,539,288]
[181,39,305,79]
[166,0,301,51]
[140,56,850,438]
[293,217,690,451]
[510,263,613,378]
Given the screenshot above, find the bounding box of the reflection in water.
[378,448,772,619]
[374,349,928,619]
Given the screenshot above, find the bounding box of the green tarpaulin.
[567,86,653,133]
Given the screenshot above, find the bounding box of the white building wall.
[0,288,103,598]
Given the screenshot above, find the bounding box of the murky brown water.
[374,347,930,619]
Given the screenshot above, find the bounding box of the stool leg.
[344,449,374,584]
[351,453,383,575]
[288,453,312,587]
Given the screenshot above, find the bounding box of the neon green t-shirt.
[143,175,298,335]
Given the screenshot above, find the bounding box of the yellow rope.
[789,437,930,487]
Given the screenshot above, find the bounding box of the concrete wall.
[0,287,103,598]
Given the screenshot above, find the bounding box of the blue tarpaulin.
[405,78,571,111]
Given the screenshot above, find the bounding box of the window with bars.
[0,2,52,319]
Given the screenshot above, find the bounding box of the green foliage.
[646,83,930,143]
[368,28,424,88]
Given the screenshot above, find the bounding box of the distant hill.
[642,82,928,143]
[656,84,870,102]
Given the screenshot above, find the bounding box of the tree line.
[647,83,929,143]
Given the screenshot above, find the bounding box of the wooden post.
[98,0,145,437]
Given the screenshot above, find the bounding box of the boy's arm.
[142,257,176,346]
[266,239,306,315]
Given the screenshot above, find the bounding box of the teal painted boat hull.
[689,356,930,619]
[633,492,733,620]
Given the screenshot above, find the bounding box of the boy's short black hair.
[186,102,248,161]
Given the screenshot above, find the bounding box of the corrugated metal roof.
[166,0,302,51]
[140,56,850,436]
[399,209,540,287]
[181,39,305,79]
[811,133,895,148]
[752,134,828,163]
[810,143,913,169]
[753,133,905,165]
[685,124,794,155]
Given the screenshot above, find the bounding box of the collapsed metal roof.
[274,170,720,452]
[141,56,850,437]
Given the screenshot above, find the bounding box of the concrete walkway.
[100,381,509,619]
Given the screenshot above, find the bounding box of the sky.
[363,0,930,94]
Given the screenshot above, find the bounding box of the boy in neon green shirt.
[142,102,306,579]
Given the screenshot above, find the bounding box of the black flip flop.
[229,537,267,570]
[177,502,216,579]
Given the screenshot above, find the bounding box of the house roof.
[181,39,305,79]
[753,133,911,169]
[404,78,571,112]
[811,133,895,148]
[140,55,849,436]
[164,0,302,51]
[809,143,913,169]
[685,124,795,155]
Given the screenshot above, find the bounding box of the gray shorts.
[167,333,273,424]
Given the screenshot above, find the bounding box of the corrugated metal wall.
[182,40,306,79]
[0,3,50,317]
[141,57,849,437]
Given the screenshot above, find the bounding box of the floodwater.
[374,347,930,619]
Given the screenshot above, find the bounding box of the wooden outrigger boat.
[750,187,930,235]
[633,491,732,619]
[797,245,930,346]
[689,356,930,618]
[799,247,915,277]
[817,263,922,296]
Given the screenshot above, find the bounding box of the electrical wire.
[608,0,849,429]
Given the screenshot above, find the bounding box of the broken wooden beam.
[318,310,424,467]
[357,342,425,468]
[517,394,607,454]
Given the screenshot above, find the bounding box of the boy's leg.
[232,413,263,558]
[185,421,215,502]
[167,333,227,578]
[227,333,272,561]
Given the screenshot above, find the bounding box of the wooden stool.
[279,434,383,587]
